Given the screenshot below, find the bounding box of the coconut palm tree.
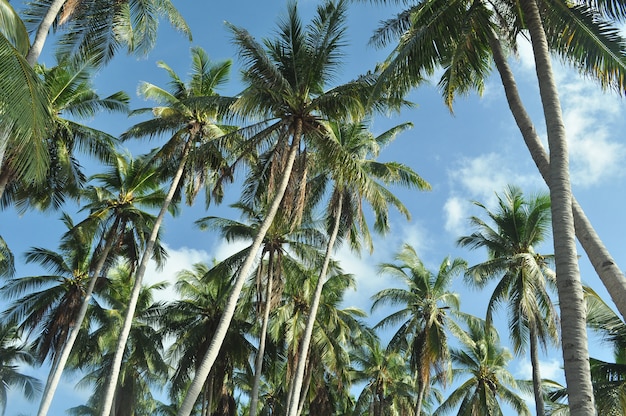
[286,117,429,416]
[177,2,390,412]
[372,245,465,416]
[67,264,169,416]
[1,215,96,364]
[160,262,254,416]
[350,335,416,416]
[22,0,191,66]
[97,46,236,416]
[36,151,169,416]
[433,316,530,416]
[0,322,41,415]
[269,260,368,416]
[195,200,325,416]
[364,2,626,411]
[1,56,129,210]
[458,185,560,416]
[0,0,50,187]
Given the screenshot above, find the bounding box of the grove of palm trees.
[2,1,626,415]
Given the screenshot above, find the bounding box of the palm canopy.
[312,119,430,253]
[0,322,41,415]
[365,0,626,108]
[434,316,530,416]
[457,185,558,353]
[0,0,50,185]
[122,46,238,208]
[76,150,170,269]
[160,262,254,410]
[372,244,465,414]
[23,0,191,66]
[67,264,169,415]
[1,56,129,212]
[1,215,96,363]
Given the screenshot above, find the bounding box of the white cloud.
[444,196,468,236]
[514,356,564,383]
[558,77,626,187]
[506,36,626,188]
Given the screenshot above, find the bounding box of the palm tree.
[286,116,429,416]
[458,185,560,416]
[100,46,236,416]
[1,56,129,210]
[0,0,50,187]
[177,2,390,412]
[365,2,626,411]
[160,262,253,416]
[269,260,368,416]
[351,336,416,416]
[434,316,530,416]
[372,244,465,416]
[1,215,96,364]
[0,322,41,415]
[195,200,325,416]
[67,264,169,416]
[37,151,169,416]
[22,0,191,66]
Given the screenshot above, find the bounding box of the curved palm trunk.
[488,29,626,322]
[99,138,194,416]
[26,0,67,66]
[286,195,343,416]
[520,1,595,414]
[249,259,274,416]
[529,324,545,416]
[38,218,121,416]
[177,125,304,416]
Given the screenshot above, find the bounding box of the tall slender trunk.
[488,28,626,322]
[529,324,545,416]
[177,124,304,416]
[38,217,121,416]
[295,365,312,416]
[249,258,274,416]
[286,194,343,416]
[521,1,595,414]
[26,0,67,66]
[415,375,426,416]
[99,138,194,416]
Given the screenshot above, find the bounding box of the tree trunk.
[415,375,426,416]
[38,218,121,416]
[249,259,274,416]
[529,324,545,416]
[99,138,194,416]
[488,28,626,322]
[26,0,67,66]
[520,1,595,414]
[177,124,304,416]
[286,194,343,416]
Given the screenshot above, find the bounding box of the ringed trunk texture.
[26,0,67,66]
[488,29,626,322]
[38,218,121,416]
[99,139,194,416]
[286,195,343,416]
[177,125,304,416]
[521,1,595,414]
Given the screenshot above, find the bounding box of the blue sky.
[3,0,626,414]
